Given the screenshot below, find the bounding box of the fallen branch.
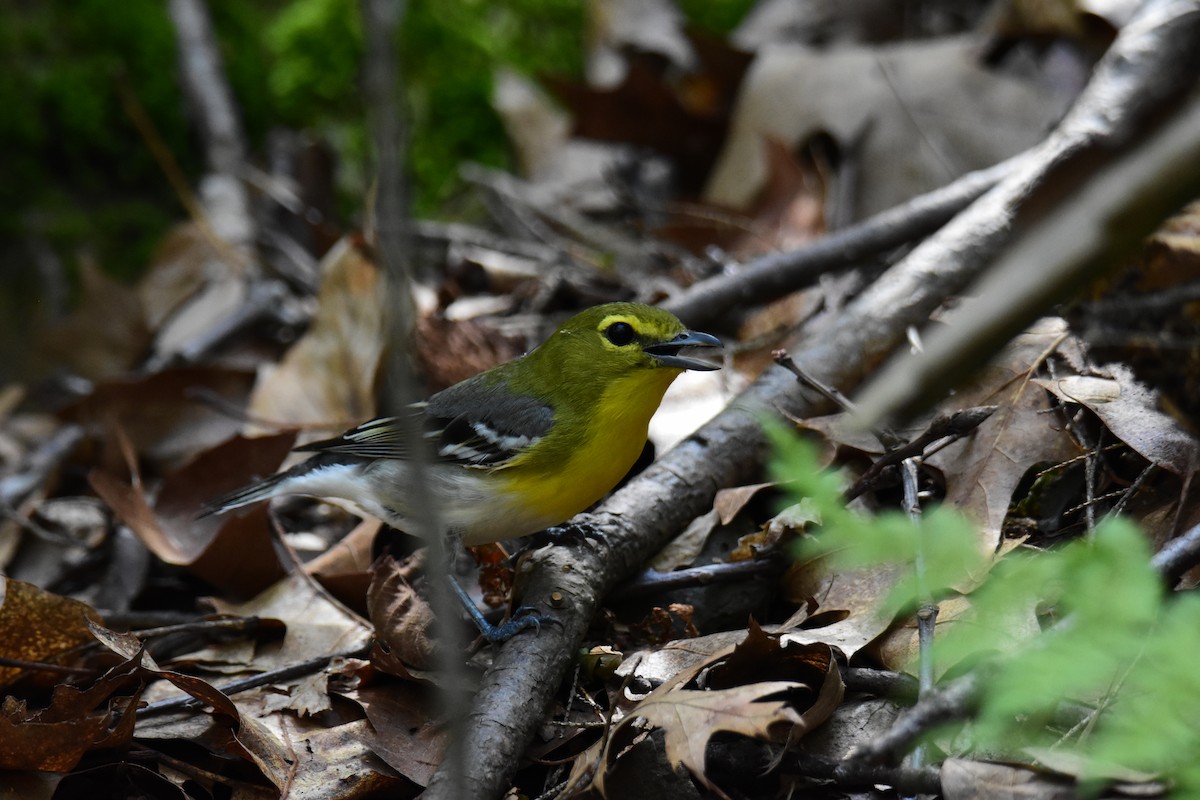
[662,152,1023,328]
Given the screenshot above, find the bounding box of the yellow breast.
[492,368,679,536]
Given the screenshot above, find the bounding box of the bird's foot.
[528,519,606,549]
[449,574,558,644]
[476,605,561,644]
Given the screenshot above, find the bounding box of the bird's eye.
[604,321,636,346]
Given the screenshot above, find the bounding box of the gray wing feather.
[297,373,553,467]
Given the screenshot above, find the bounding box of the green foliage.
[6,0,748,281]
[0,0,194,278]
[766,421,986,614]
[768,421,1200,795]
[401,0,584,211]
[263,0,584,215]
[676,0,756,34]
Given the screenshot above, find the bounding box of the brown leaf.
[85,620,240,720]
[0,692,138,772]
[61,366,257,472]
[90,431,295,599]
[200,570,373,675]
[596,626,843,799]
[780,556,903,660]
[1036,363,1200,477]
[941,757,1076,800]
[649,508,720,571]
[349,683,448,786]
[547,36,752,196]
[264,718,409,798]
[0,655,143,772]
[714,483,774,526]
[925,318,1081,552]
[0,577,102,689]
[367,555,438,676]
[246,237,385,433]
[730,138,827,257]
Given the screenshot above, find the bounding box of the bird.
[203,302,722,639]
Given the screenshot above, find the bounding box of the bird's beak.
[644,330,723,371]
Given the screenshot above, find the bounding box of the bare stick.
[662,154,1025,328]
[166,0,255,254]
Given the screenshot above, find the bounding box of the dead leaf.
[265,718,407,798]
[200,570,373,675]
[925,318,1081,553]
[714,483,775,526]
[548,38,752,196]
[0,578,102,689]
[596,626,842,799]
[1037,363,1200,477]
[0,688,139,772]
[247,237,384,434]
[85,620,240,720]
[90,431,296,599]
[729,137,827,257]
[348,682,448,786]
[707,37,1071,218]
[367,555,438,676]
[650,508,720,571]
[0,649,160,772]
[941,757,1076,800]
[61,366,257,472]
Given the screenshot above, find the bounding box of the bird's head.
[533,303,723,384]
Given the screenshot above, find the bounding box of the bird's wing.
[294,412,420,460]
[425,372,554,466]
[296,373,554,467]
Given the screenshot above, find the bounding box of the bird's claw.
[531,520,606,548]
[478,606,560,643]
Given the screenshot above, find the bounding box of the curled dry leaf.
[367,554,438,677]
[924,318,1081,554]
[90,431,296,599]
[0,661,141,772]
[592,622,843,799]
[1036,362,1200,478]
[85,620,240,720]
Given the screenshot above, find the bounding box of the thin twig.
[1151,520,1200,588]
[616,556,785,599]
[773,349,902,450]
[663,154,1028,328]
[1106,463,1156,520]
[902,456,937,774]
[136,644,370,717]
[843,406,996,501]
[0,657,97,677]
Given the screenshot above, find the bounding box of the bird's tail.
[197,472,290,519]
[196,452,360,519]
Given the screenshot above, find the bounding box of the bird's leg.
[444,530,558,644]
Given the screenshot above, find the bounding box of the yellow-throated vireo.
[204,302,721,639]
